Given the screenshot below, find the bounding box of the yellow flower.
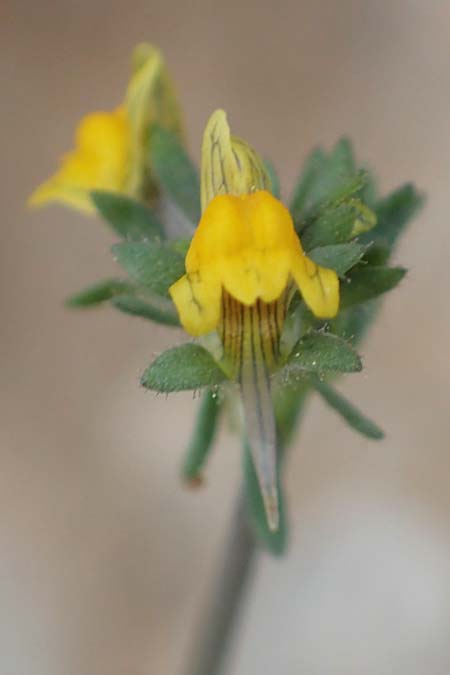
[170,190,338,337]
[29,43,182,214]
[169,110,340,531]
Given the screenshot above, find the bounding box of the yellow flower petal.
[29,43,184,214]
[200,109,271,212]
[290,252,340,318]
[169,269,221,336]
[169,190,339,335]
[28,108,130,213]
[125,43,183,196]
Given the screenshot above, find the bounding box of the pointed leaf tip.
[312,378,385,440]
[65,278,134,307]
[340,265,407,309]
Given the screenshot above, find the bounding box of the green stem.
[183,489,257,675]
[183,387,308,675]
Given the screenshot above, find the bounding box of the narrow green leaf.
[319,172,366,212]
[66,278,134,307]
[113,241,185,297]
[182,389,222,482]
[141,343,227,392]
[112,295,180,326]
[150,125,201,224]
[283,332,362,379]
[264,158,281,199]
[363,243,390,267]
[91,191,164,240]
[300,202,355,248]
[301,198,375,249]
[333,183,423,347]
[291,138,365,223]
[370,183,425,249]
[330,137,355,174]
[290,147,326,221]
[340,266,406,309]
[244,442,287,555]
[308,242,366,276]
[311,379,384,439]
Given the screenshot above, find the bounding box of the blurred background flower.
[28,43,183,212]
[3,1,450,674]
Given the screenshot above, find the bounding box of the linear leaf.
[340,266,406,309]
[182,389,222,482]
[66,278,134,307]
[301,198,375,249]
[91,191,164,240]
[291,138,365,223]
[312,379,384,439]
[112,295,179,326]
[150,125,201,224]
[371,183,425,249]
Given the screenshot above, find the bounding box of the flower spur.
[170,110,339,530]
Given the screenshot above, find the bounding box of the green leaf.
[308,242,366,276]
[329,301,377,346]
[290,147,326,221]
[264,158,281,199]
[150,125,201,224]
[182,389,222,482]
[301,198,375,249]
[66,278,134,307]
[141,343,227,392]
[311,378,384,439]
[370,183,425,249]
[340,266,406,309]
[330,137,355,174]
[112,295,180,326]
[320,172,367,211]
[332,184,423,347]
[283,332,362,379]
[113,241,185,297]
[244,442,287,555]
[363,243,390,267]
[91,191,164,240]
[291,138,365,223]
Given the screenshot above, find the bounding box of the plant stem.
[183,489,256,675]
[183,390,308,675]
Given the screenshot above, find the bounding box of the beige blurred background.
[3,1,450,673]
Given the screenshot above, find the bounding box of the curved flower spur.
[169,110,340,530]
